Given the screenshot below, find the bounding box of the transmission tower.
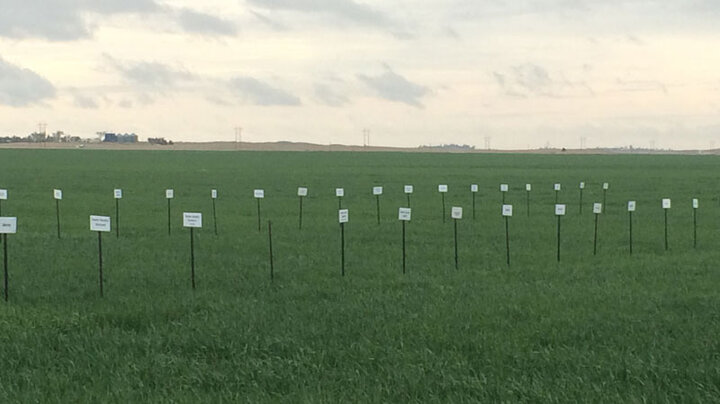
[234,127,242,149]
[484,136,491,150]
[363,129,370,147]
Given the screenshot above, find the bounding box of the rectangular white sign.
[166,189,174,199]
[336,188,344,197]
[398,208,412,221]
[339,209,349,223]
[580,182,585,189]
[254,189,265,199]
[662,199,671,209]
[554,183,561,191]
[593,203,603,214]
[451,207,463,219]
[500,184,509,192]
[526,184,532,191]
[603,182,609,190]
[502,205,513,217]
[471,184,478,193]
[628,201,636,212]
[404,185,413,194]
[438,185,448,193]
[0,217,17,234]
[54,189,63,200]
[90,215,111,232]
[298,187,308,197]
[693,198,699,209]
[555,204,566,216]
[212,189,218,199]
[183,212,202,228]
[114,189,122,199]
[373,186,383,196]
[0,189,7,200]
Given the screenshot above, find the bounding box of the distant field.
[1,149,720,402]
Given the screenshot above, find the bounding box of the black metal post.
[376,195,381,225]
[557,216,561,262]
[664,209,669,251]
[3,234,8,302]
[505,216,510,266]
[268,221,274,281]
[406,194,411,208]
[115,199,120,238]
[526,191,530,217]
[629,211,633,255]
[402,221,406,274]
[167,199,171,236]
[190,228,195,289]
[472,192,476,220]
[56,199,61,239]
[579,189,583,214]
[257,199,261,232]
[98,232,103,297]
[454,219,458,270]
[441,194,446,223]
[212,199,218,236]
[693,208,697,248]
[298,196,303,230]
[593,213,599,255]
[340,223,345,276]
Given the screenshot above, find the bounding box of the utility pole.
[484,136,491,150]
[234,127,242,150]
[580,136,587,150]
[363,129,370,148]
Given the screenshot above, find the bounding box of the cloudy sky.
[0,0,719,149]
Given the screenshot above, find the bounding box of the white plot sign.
[166,189,174,199]
[298,187,308,197]
[90,216,111,232]
[526,184,532,192]
[471,184,479,193]
[628,201,636,212]
[212,189,218,199]
[693,198,699,209]
[404,185,414,194]
[183,212,203,228]
[0,189,7,200]
[54,189,63,200]
[662,199,672,209]
[555,204,566,216]
[398,208,412,221]
[500,184,509,192]
[114,189,123,199]
[593,203,603,214]
[579,182,585,189]
[336,188,344,197]
[603,183,610,190]
[554,183,561,191]
[0,217,17,234]
[502,205,513,217]
[338,209,349,223]
[438,185,448,193]
[451,207,463,219]
[254,189,265,199]
[373,187,383,196]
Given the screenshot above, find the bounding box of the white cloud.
[357,66,429,107]
[247,0,391,27]
[0,57,56,107]
[230,77,301,106]
[176,8,238,36]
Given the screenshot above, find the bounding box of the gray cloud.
[357,66,429,108]
[314,83,350,107]
[615,78,668,94]
[72,94,99,109]
[0,57,56,107]
[230,77,301,106]
[493,63,594,98]
[177,9,238,36]
[247,0,391,27]
[251,10,288,31]
[105,55,196,91]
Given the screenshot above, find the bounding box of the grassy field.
[1,149,720,402]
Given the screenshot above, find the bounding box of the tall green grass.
[1,149,719,402]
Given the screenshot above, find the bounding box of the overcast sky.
[0,0,719,149]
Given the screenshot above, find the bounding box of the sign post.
[662,198,671,250]
[554,183,561,204]
[579,182,585,214]
[399,208,411,274]
[339,209,349,276]
[439,185,448,223]
[602,183,609,212]
[90,216,111,297]
[502,205,513,266]
[662,199,671,250]
[693,198,699,248]
[555,204,566,262]
[525,184,531,217]
[628,201,636,255]
[451,207,462,269]
[336,188,344,210]
[268,220,274,281]
[298,187,308,230]
[254,189,265,232]
[404,185,413,207]
[0,217,17,302]
[183,213,202,289]
[471,184,478,220]
[211,189,218,236]
[500,184,508,204]
[593,203,602,255]
[166,189,174,235]
[373,186,383,224]
[114,189,122,238]
[54,189,62,239]
[0,189,7,216]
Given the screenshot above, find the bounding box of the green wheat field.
[1,149,720,402]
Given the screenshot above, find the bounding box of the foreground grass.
[1,149,720,402]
